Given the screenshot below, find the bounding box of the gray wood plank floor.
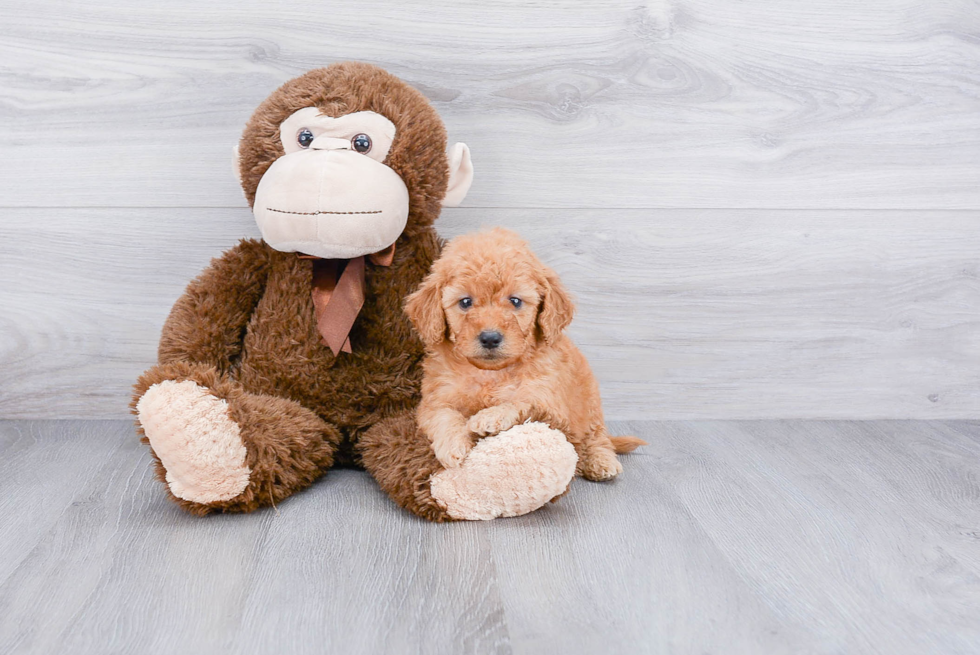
[1,420,977,655]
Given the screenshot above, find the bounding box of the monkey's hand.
[468,404,523,437]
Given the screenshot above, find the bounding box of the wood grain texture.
[1,419,978,654]
[1,208,977,419]
[638,420,980,655]
[489,420,980,654]
[1,0,978,209]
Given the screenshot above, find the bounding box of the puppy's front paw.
[467,405,521,436]
[432,434,473,469]
[579,449,623,482]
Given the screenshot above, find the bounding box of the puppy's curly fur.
[405,228,646,480]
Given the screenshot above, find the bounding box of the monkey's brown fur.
[132,63,455,519]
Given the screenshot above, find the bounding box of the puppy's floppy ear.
[537,266,575,344]
[405,270,447,347]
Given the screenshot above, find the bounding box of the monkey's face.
[237,64,474,260]
[252,108,409,259]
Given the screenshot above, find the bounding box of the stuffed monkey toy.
[132,62,577,521]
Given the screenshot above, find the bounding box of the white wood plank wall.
[1,0,978,419]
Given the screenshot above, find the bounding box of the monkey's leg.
[132,361,340,515]
[358,414,578,521]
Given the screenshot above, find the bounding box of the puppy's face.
[441,272,541,369]
[405,228,574,369]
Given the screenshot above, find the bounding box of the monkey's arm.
[158,238,271,371]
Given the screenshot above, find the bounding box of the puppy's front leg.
[467,403,526,437]
[419,406,473,468]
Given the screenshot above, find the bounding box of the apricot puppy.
[405,228,645,480]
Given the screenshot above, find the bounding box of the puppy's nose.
[479,330,503,350]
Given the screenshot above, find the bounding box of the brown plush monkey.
[132,63,577,521]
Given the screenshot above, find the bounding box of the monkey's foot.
[136,380,251,504]
[429,422,577,520]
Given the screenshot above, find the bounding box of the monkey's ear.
[405,272,447,347]
[537,267,575,345]
[232,144,242,185]
[441,143,474,207]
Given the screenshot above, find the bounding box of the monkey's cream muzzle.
[253,148,409,259]
[251,108,409,260]
[244,106,473,260]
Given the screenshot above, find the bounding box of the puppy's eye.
[297,128,314,148]
[509,297,523,309]
[458,297,473,310]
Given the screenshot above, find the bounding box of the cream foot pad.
[136,380,251,504]
[430,422,578,521]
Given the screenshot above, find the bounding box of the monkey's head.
[235,63,473,259]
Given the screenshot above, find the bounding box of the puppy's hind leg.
[577,443,621,481]
[574,425,627,482]
[577,424,648,481]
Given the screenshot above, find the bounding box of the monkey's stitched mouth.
[265,208,383,216]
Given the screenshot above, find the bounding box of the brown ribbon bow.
[300,243,396,356]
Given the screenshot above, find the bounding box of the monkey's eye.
[509,297,523,309]
[351,133,372,153]
[297,129,314,148]
[458,297,473,310]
